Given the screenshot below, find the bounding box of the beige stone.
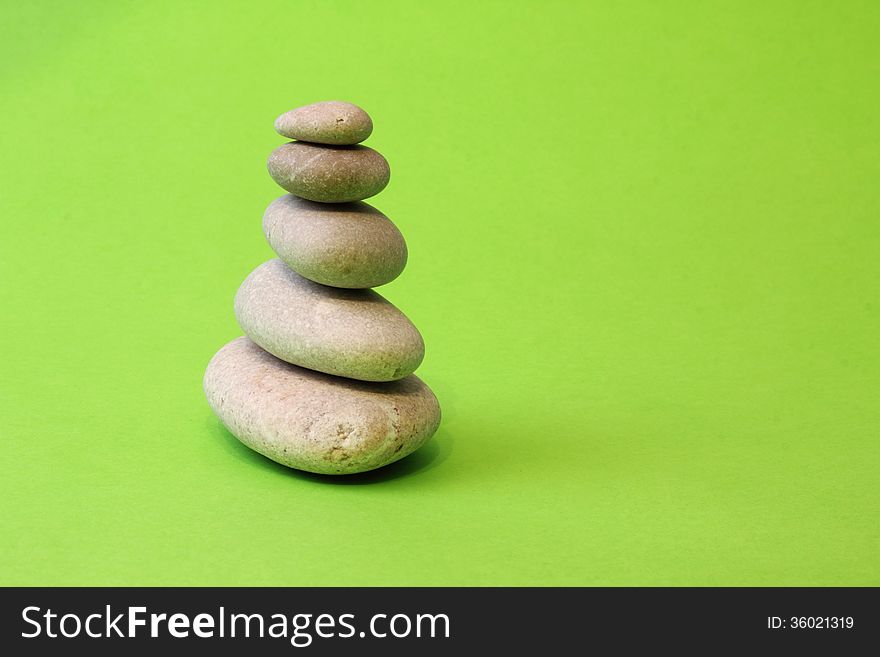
[234,259,424,382]
[274,100,373,145]
[263,194,407,289]
[204,337,440,474]
[267,142,390,203]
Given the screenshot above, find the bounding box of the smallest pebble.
[274,101,373,145]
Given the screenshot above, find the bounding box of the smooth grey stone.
[204,337,441,475]
[263,194,407,289]
[267,142,390,203]
[274,101,373,145]
[234,259,424,382]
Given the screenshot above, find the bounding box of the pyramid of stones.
[204,101,441,475]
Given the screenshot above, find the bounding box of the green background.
[1,0,878,586]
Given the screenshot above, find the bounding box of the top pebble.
[274,101,373,145]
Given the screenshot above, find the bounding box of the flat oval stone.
[267,142,390,203]
[263,194,407,289]
[274,101,373,145]
[204,337,441,474]
[235,259,424,381]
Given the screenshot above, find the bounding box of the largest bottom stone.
[204,337,441,474]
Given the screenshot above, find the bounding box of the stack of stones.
[204,101,441,475]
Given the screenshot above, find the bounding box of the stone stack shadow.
[204,101,440,475]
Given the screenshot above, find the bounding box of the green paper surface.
[1,0,878,586]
